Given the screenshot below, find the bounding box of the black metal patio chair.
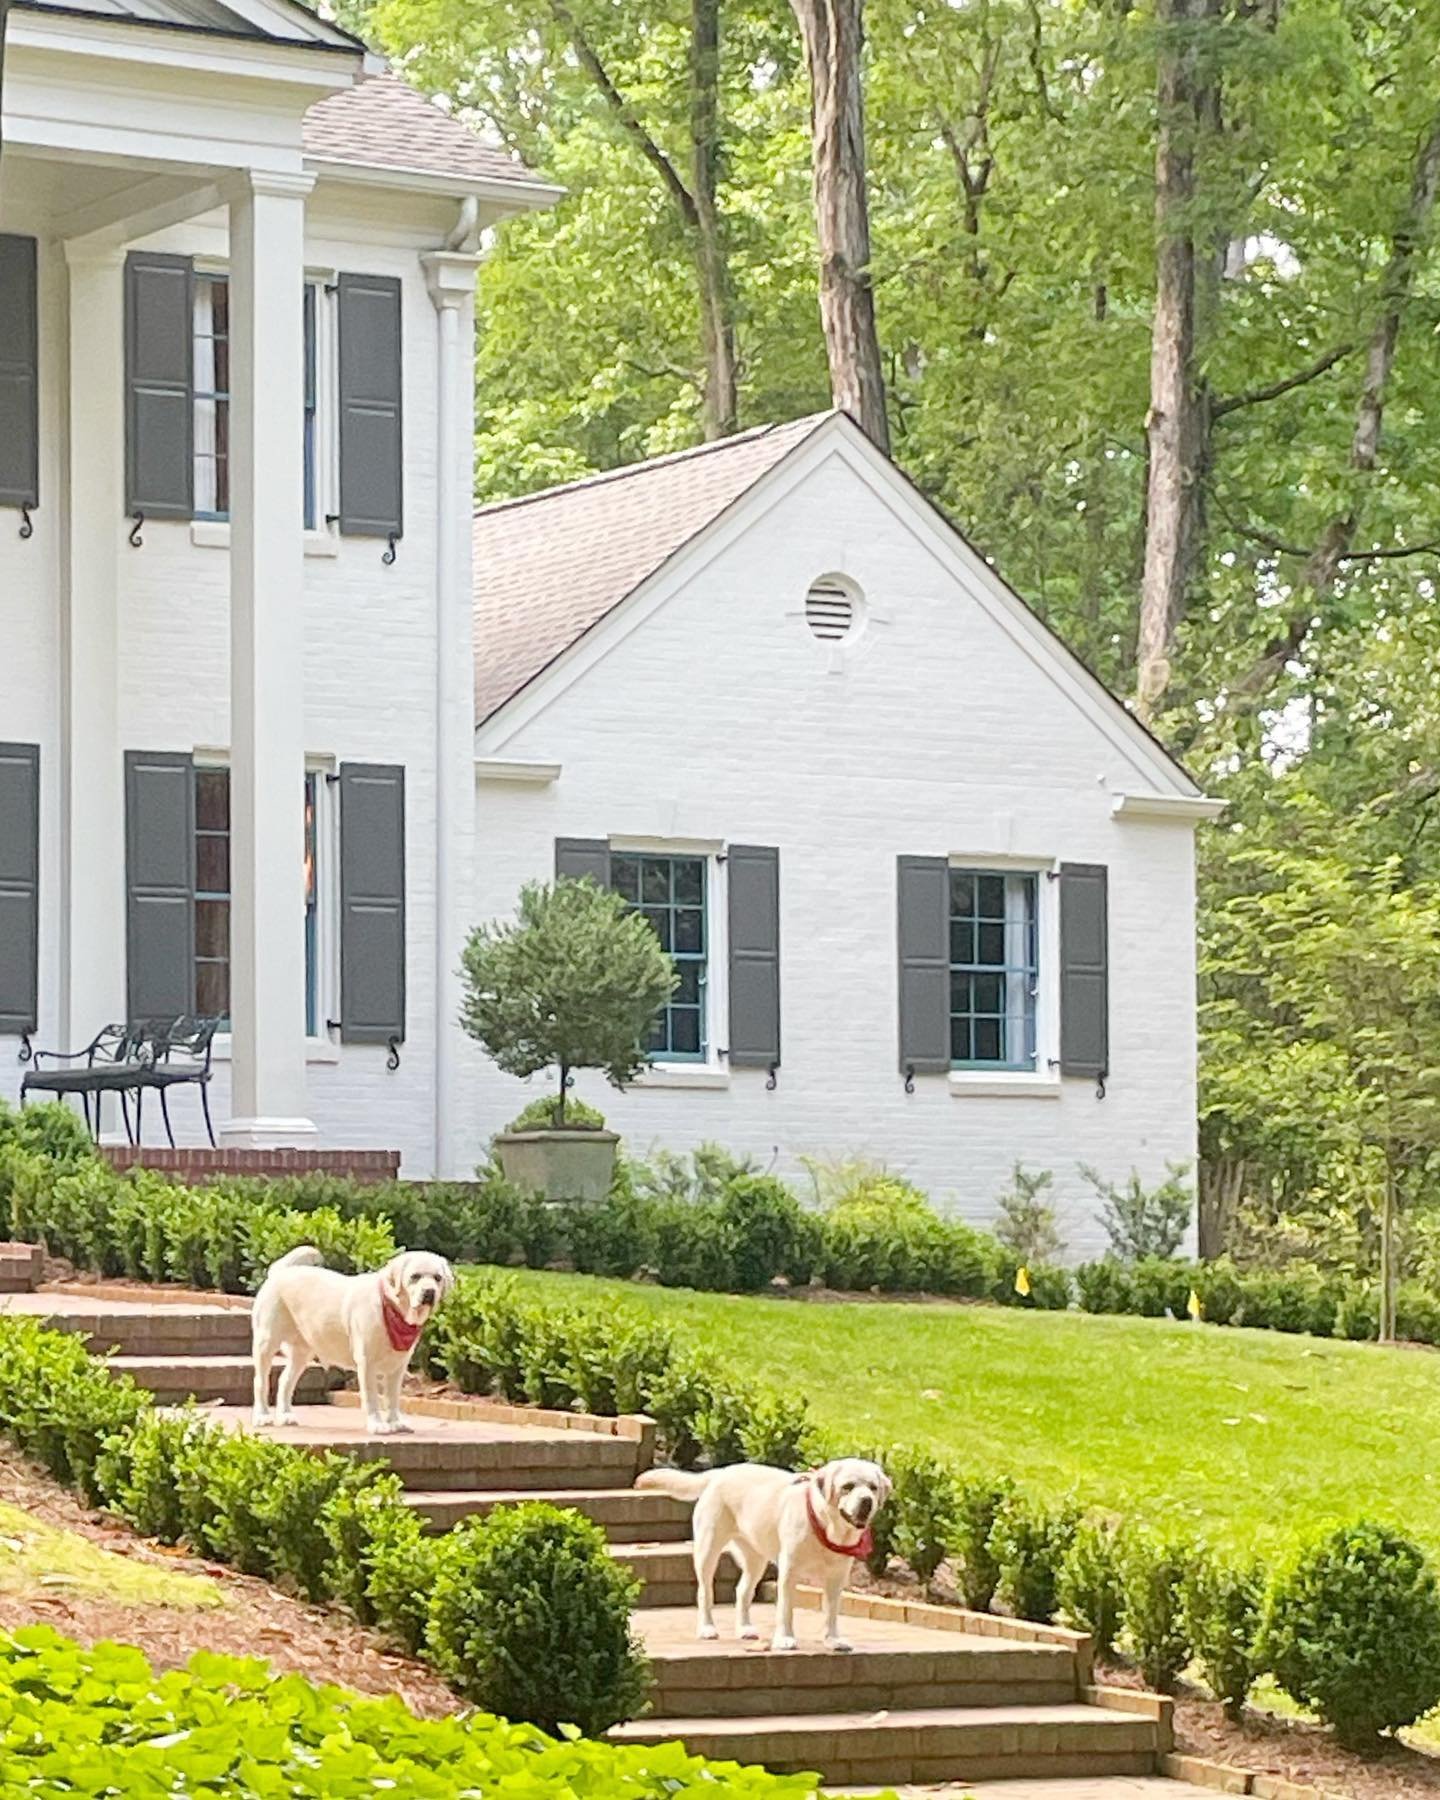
[134,1015,220,1149]
[19,1023,154,1142]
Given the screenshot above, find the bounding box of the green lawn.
[508,1269,1434,1553]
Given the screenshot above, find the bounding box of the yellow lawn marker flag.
[1187,1288,1203,1321]
[1015,1266,1031,1298]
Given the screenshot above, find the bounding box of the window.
[192,276,321,524]
[192,767,321,1031]
[949,869,1038,1070]
[612,852,707,1060]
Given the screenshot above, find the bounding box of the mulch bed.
[0,1447,458,1717]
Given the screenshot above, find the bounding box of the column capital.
[422,249,481,311]
[231,169,317,204]
[62,240,126,271]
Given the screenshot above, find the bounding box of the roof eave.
[306,154,562,208]
[10,0,363,57]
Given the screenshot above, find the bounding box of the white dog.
[250,1246,454,1437]
[637,1457,891,1651]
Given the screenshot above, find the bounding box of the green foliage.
[507,1093,608,1133]
[1180,1550,1266,1720]
[887,1449,961,1585]
[989,1493,1081,1623]
[0,1625,817,1795]
[1057,1519,1125,1656]
[1083,1163,1193,1263]
[992,1163,1065,1265]
[1119,1530,1193,1693]
[628,1142,761,1205]
[951,1475,1014,1612]
[461,878,678,1117]
[0,1317,146,1504]
[426,1503,650,1735]
[1259,1521,1440,1748]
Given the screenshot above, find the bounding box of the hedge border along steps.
[0,1284,1176,1790]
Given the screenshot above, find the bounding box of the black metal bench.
[21,1016,220,1148]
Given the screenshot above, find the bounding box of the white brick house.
[0,5,1219,1246]
[0,0,555,1168]
[469,416,1221,1255]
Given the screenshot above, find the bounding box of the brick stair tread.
[837,1780,1212,1797]
[109,1355,329,1397]
[633,1604,1073,1666]
[403,1487,692,1536]
[611,1702,1156,1749]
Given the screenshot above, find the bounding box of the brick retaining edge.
[100,1147,401,1183]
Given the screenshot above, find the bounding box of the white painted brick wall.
[469,448,1201,1261]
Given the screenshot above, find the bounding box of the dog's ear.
[875,1468,894,1507]
[437,1258,456,1298]
[817,1462,841,1506]
[379,1254,407,1304]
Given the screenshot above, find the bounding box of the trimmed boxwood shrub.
[1181,1549,1265,1719]
[1057,1518,1124,1655]
[426,1503,649,1735]
[951,1474,1014,1612]
[989,1493,1081,1623]
[1259,1521,1440,1747]
[1119,1529,1193,1692]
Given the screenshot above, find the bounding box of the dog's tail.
[635,1467,709,1502]
[266,1244,325,1278]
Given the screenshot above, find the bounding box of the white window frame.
[189,265,340,558]
[946,853,1062,1100]
[609,835,731,1089]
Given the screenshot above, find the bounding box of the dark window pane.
[674,908,703,953]
[670,1008,701,1055]
[644,907,671,951]
[645,1014,667,1052]
[195,769,229,830]
[210,278,228,334]
[642,859,669,905]
[950,920,975,966]
[195,898,229,959]
[196,960,229,1020]
[974,1018,1002,1063]
[950,969,971,1012]
[195,833,229,896]
[975,972,1002,1015]
[950,1016,971,1062]
[675,962,701,1004]
[673,859,703,906]
[610,854,640,901]
[978,922,1005,966]
[977,874,1005,918]
[949,871,974,916]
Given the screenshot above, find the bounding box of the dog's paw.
[697,1624,720,1641]
[824,1637,854,1654]
[390,1417,415,1436]
[368,1418,396,1437]
[771,1633,798,1653]
[737,1625,761,1642]
[251,1409,272,1429]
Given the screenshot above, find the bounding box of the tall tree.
[788,0,889,451]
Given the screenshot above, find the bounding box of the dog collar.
[379,1283,422,1353]
[804,1480,873,1560]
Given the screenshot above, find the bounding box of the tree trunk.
[690,0,739,439]
[1135,0,1218,720]
[1239,111,1440,695]
[1197,1156,1244,1261]
[789,0,890,453]
[1379,1158,1398,1343]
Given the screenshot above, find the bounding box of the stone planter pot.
[493,1128,619,1205]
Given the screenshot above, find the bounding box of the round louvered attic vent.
[805,576,857,641]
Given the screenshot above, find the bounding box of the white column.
[422,250,480,1177]
[221,170,317,1147]
[61,247,126,1065]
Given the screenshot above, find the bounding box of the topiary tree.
[461,878,677,1126]
[426,1501,650,1734]
[1258,1520,1440,1749]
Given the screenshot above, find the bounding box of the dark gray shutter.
[339,763,406,1044]
[124,252,194,519]
[727,845,780,1068]
[336,273,403,539]
[1059,862,1109,1079]
[125,751,195,1022]
[555,839,611,886]
[0,237,39,511]
[0,744,40,1036]
[897,855,950,1075]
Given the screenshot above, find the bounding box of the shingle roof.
[472,413,833,722]
[304,73,543,189]
[17,0,358,46]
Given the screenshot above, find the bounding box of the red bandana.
[804,1480,874,1561]
[379,1283,423,1354]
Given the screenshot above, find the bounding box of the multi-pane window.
[949,869,1038,1069]
[612,852,707,1060]
[193,276,320,523]
[192,767,320,1030]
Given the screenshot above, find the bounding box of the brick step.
[609,1702,1158,1786]
[641,1619,1078,1719]
[405,1486,693,1540]
[109,1355,330,1406]
[613,1543,738,1609]
[200,1404,639,1491]
[38,1303,254,1359]
[0,1244,43,1293]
